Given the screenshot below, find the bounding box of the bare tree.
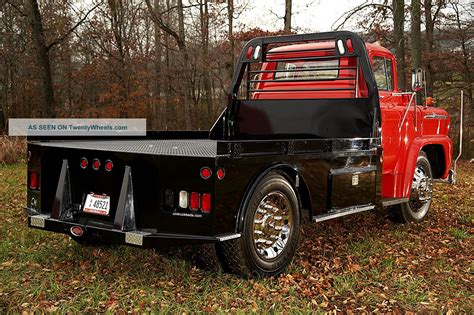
[20,0,100,117]
[393,0,406,90]
[423,0,446,97]
[451,1,472,106]
[145,0,192,129]
[153,0,163,129]
[24,0,54,117]
[199,0,212,122]
[284,0,292,33]
[227,0,234,80]
[410,0,421,102]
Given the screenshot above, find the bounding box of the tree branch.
[5,0,27,17]
[431,0,446,24]
[46,1,102,51]
[144,0,185,50]
[332,2,392,30]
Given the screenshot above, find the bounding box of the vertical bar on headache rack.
[246,63,250,99]
[355,57,359,98]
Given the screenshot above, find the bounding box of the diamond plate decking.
[34,139,218,157]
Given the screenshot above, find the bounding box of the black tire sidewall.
[241,172,300,276]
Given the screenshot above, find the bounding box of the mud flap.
[51,159,74,221]
[114,165,136,231]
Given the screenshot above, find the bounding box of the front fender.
[397,135,452,198]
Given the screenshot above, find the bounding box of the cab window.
[274,59,339,80]
[372,56,393,91]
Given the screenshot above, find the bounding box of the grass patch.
[333,274,357,295]
[1,162,473,312]
[458,213,473,225]
[394,276,428,305]
[449,227,469,240]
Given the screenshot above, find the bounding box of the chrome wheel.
[409,164,433,219]
[252,191,293,261]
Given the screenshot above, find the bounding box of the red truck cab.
[252,41,453,201]
[366,43,452,198]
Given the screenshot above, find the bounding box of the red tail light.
[29,171,38,190]
[92,158,100,170]
[80,157,88,169]
[217,168,225,180]
[70,226,84,237]
[346,38,354,54]
[200,167,212,179]
[201,193,211,213]
[189,192,199,211]
[105,159,113,172]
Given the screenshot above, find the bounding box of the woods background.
[0,0,472,157]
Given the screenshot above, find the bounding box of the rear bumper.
[27,212,241,248]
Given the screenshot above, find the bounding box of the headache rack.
[216,31,381,141]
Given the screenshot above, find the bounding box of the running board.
[313,205,375,222]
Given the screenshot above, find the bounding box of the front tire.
[391,151,433,223]
[217,172,300,278]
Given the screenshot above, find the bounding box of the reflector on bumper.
[125,231,150,246]
[30,215,47,228]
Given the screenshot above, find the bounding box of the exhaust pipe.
[453,90,464,184]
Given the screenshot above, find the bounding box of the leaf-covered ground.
[1,162,473,312]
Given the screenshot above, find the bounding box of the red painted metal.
[255,41,452,199]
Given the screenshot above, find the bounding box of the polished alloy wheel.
[409,164,433,216]
[252,191,293,261]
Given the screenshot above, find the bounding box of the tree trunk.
[284,0,292,33]
[177,0,192,129]
[410,0,421,70]
[393,0,406,90]
[154,0,163,129]
[411,0,422,103]
[25,0,54,117]
[227,0,234,81]
[108,0,128,107]
[453,3,472,104]
[165,0,173,129]
[200,0,212,125]
[424,0,434,97]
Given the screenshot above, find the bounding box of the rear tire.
[217,172,300,278]
[391,151,433,223]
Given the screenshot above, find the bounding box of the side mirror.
[411,68,423,92]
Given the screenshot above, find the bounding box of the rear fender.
[235,163,311,233]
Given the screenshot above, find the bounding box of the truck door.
[371,52,421,198]
[372,55,402,175]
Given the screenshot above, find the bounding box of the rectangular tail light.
[201,193,211,213]
[29,171,39,190]
[189,192,199,211]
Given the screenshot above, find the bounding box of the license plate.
[83,193,110,216]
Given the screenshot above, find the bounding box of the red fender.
[396,135,452,198]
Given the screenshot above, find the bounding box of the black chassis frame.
[26,31,384,248]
